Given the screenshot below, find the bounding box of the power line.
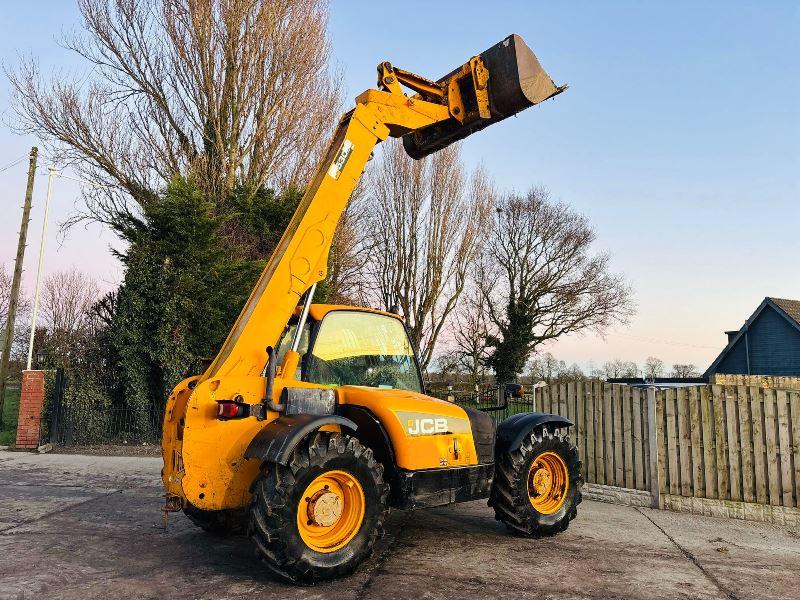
[0,155,28,174]
[607,332,720,350]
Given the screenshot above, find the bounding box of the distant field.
[1,385,20,445]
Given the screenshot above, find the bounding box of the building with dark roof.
[704,297,800,378]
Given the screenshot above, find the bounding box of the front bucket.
[402,34,565,159]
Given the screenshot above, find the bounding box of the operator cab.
[273,304,424,393]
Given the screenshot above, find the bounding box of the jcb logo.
[407,418,448,436]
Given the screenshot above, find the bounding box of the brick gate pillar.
[15,370,46,449]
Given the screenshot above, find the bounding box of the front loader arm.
[204,91,450,380]
[202,33,564,382]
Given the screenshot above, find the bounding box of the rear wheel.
[248,432,388,584]
[490,427,582,536]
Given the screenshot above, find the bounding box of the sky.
[0,1,798,375]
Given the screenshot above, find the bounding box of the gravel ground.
[0,450,797,600]
[50,444,162,457]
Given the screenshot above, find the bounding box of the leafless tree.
[450,283,491,387]
[363,141,494,370]
[0,265,12,322]
[435,349,463,380]
[324,182,371,305]
[8,0,341,227]
[603,358,638,379]
[558,363,586,382]
[644,356,664,380]
[40,269,100,370]
[0,263,31,367]
[481,187,635,384]
[671,363,700,378]
[528,352,564,384]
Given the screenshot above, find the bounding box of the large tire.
[248,432,388,585]
[490,427,582,536]
[183,504,247,536]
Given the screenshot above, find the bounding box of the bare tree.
[324,182,371,305]
[644,356,664,380]
[435,350,463,381]
[8,0,341,226]
[558,363,586,381]
[671,363,700,378]
[40,269,100,370]
[603,358,638,379]
[528,352,564,384]
[482,187,634,384]
[364,141,494,370]
[0,263,31,368]
[450,283,491,387]
[0,265,11,321]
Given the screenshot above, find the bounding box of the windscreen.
[304,311,422,392]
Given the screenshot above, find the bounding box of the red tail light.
[216,400,247,420]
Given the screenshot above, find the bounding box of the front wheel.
[248,432,388,584]
[490,427,582,536]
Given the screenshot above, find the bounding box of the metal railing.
[42,369,164,446]
[435,384,538,422]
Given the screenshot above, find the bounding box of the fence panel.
[653,384,797,509]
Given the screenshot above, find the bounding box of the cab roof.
[296,303,403,322]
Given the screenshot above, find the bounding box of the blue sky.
[1,1,798,372]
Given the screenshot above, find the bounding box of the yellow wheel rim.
[296,470,365,553]
[527,451,569,514]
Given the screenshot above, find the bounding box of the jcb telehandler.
[162,34,582,584]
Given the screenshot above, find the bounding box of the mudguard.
[495,412,573,456]
[244,414,357,465]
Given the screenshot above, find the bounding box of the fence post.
[647,387,661,508]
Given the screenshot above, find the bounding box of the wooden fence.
[531,382,799,513]
[535,382,651,492]
[656,385,799,508]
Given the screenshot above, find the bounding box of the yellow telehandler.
[161,34,581,584]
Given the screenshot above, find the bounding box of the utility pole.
[26,167,57,371]
[0,147,38,425]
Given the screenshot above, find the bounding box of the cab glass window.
[304,311,422,392]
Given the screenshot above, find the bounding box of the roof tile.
[770,297,800,326]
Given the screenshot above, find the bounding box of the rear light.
[216,400,248,420]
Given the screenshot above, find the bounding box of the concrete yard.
[0,451,797,600]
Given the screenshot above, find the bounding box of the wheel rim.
[296,470,365,553]
[527,451,569,514]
